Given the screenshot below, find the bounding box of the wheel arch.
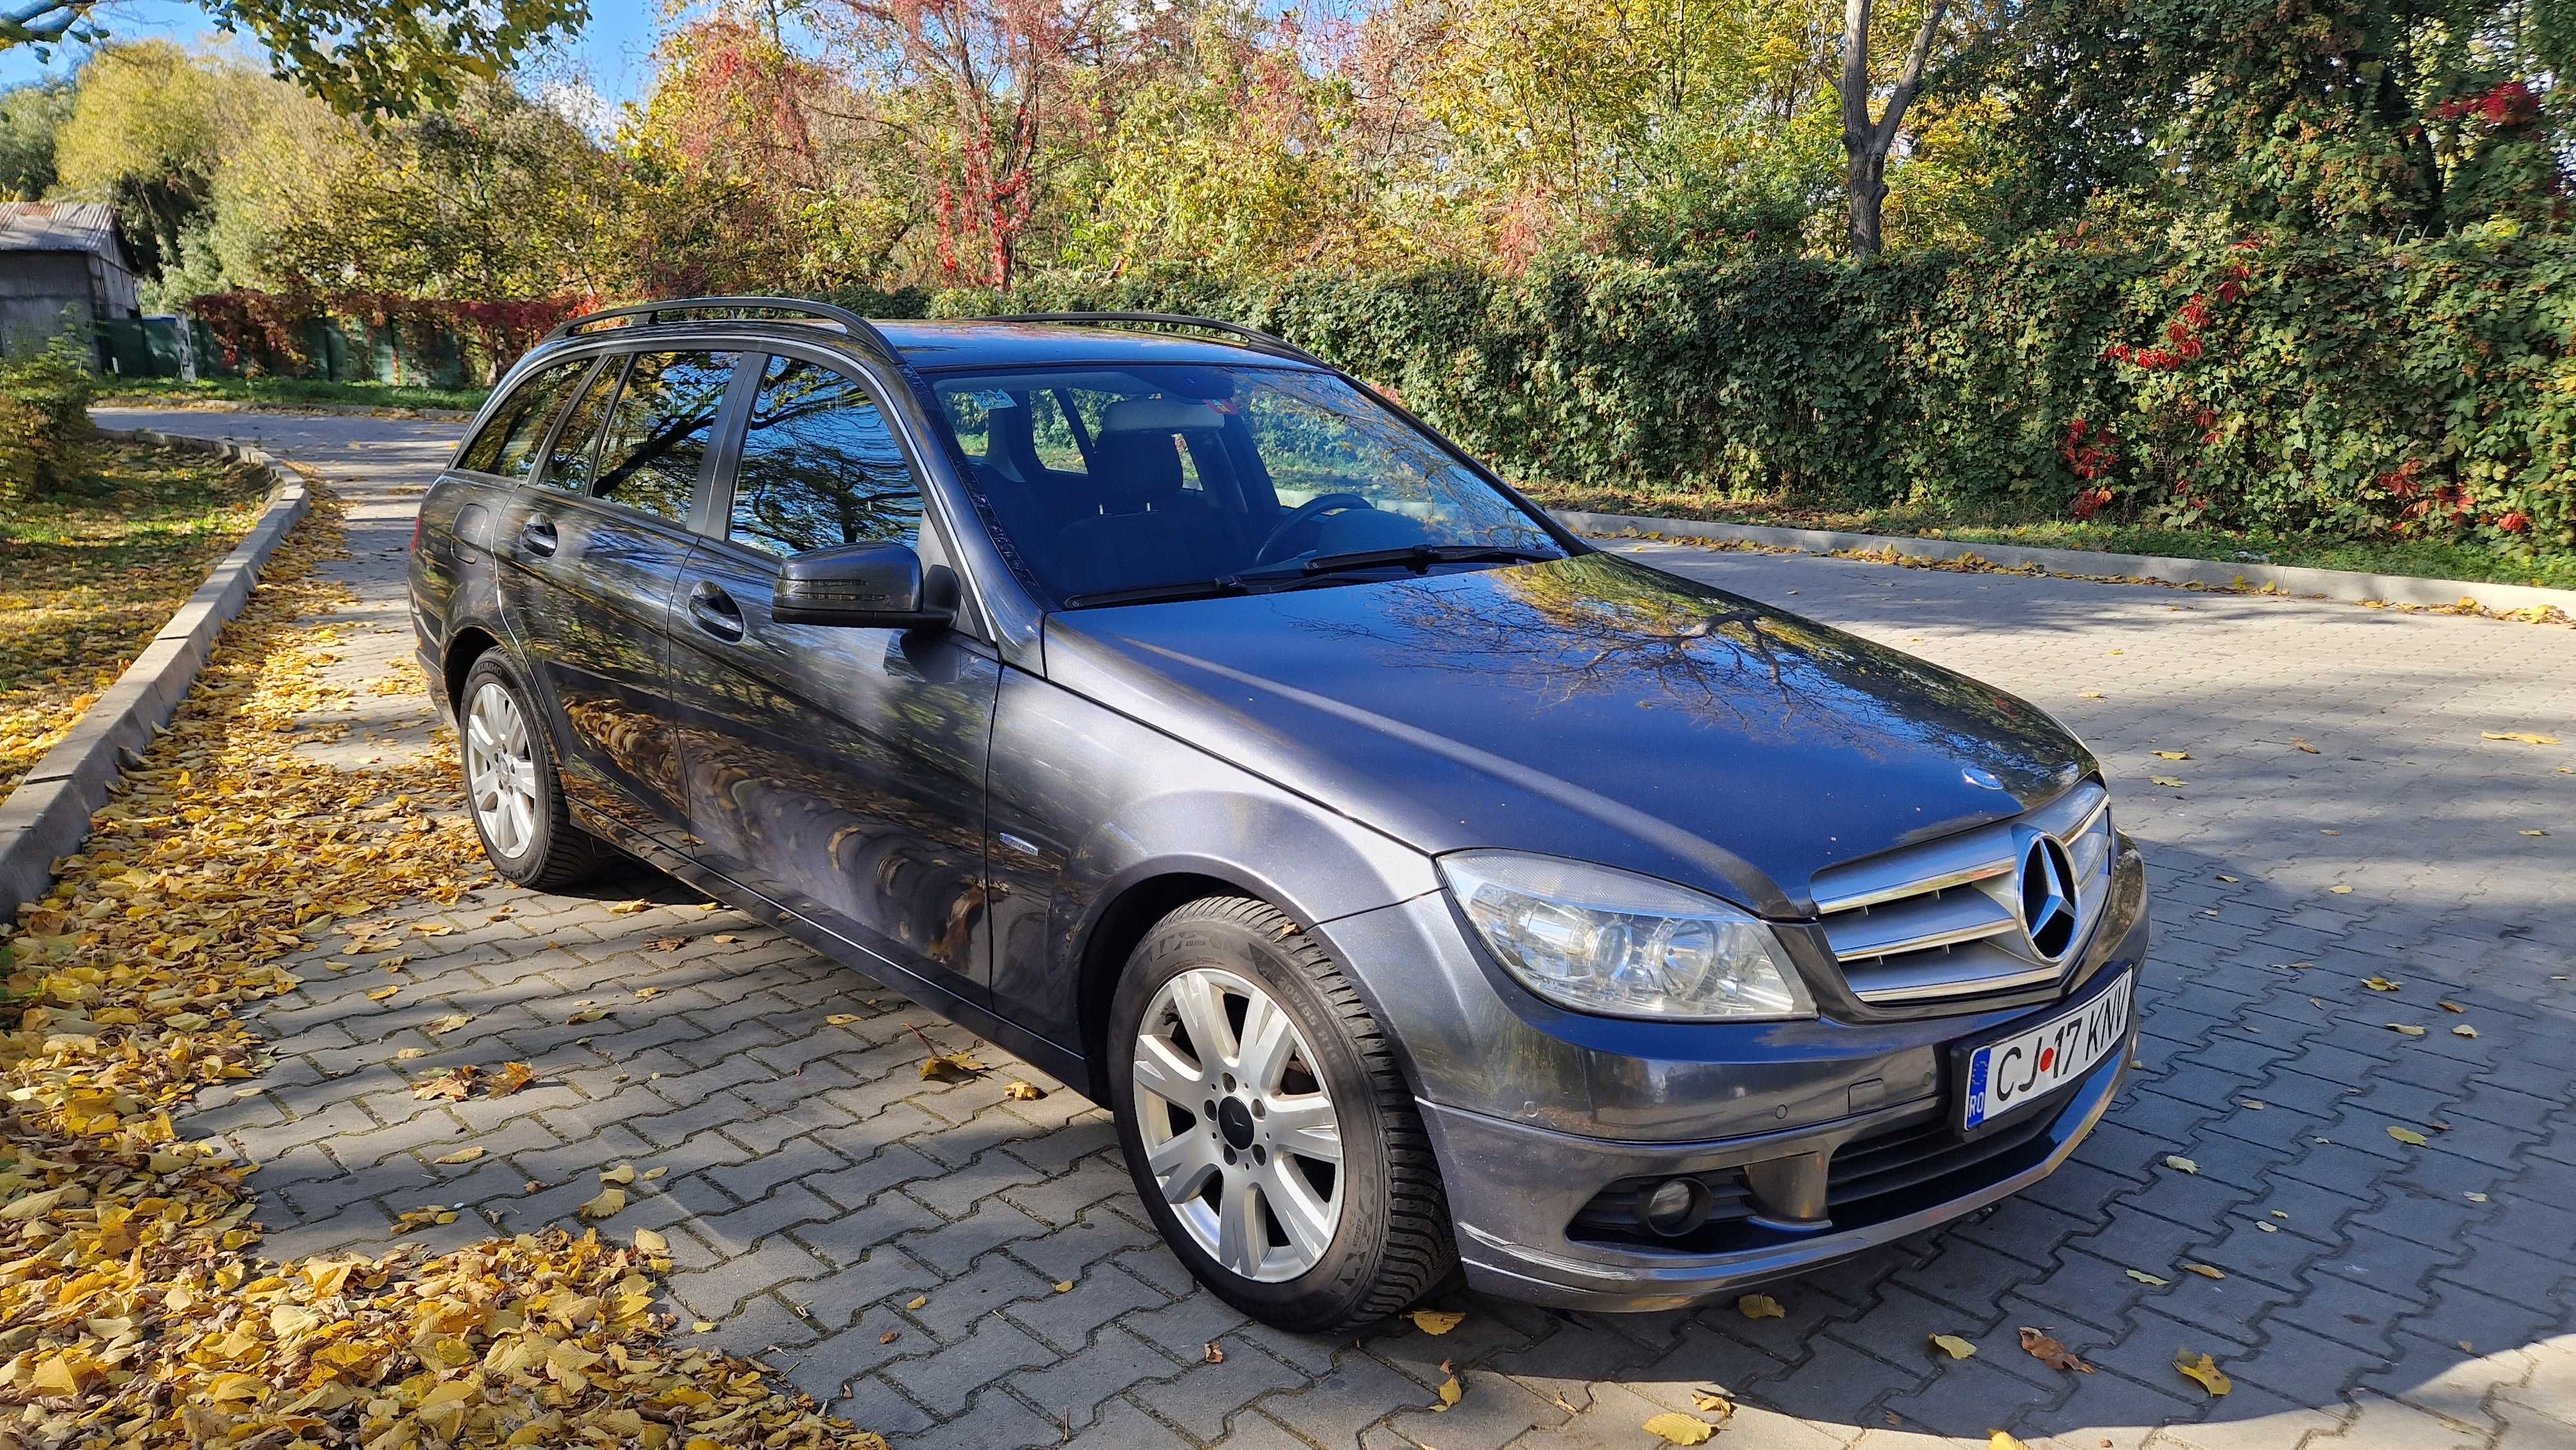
[441,622,506,712]
[1069,858,1436,1111]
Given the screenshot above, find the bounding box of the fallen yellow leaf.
[1642,1413,1714,1445]
[578,1187,626,1220]
[2183,1263,2226,1280]
[920,1050,987,1082]
[2151,776,2188,788]
[2482,731,2559,746]
[825,1013,862,1026]
[432,1147,484,1165]
[1410,1309,1465,1335]
[366,985,400,1001]
[2174,1350,2232,1397]
[1434,1375,1463,1410]
[1992,1434,2033,1450]
[2363,976,2401,992]
[1052,1280,1074,1293]
[2329,885,2354,894]
[2453,1024,2479,1038]
[2387,1024,2427,1037]
[426,1012,472,1035]
[634,1228,670,1256]
[1738,1293,1785,1320]
[1929,1333,1977,1359]
[1003,1080,1047,1102]
[2125,1268,2170,1286]
[2154,750,2190,760]
[599,1163,636,1185]
[907,1294,929,1310]
[2388,1125,2429,1146]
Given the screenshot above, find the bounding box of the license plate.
[1960,973,2134,1130]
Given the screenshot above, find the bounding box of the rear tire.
[456,652,607,890]
[1108,896,1456,1333]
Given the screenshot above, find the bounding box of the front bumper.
[1318,836,2149,1312]
[1422,972,2135,1310]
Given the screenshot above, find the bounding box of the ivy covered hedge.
[896,221,2575,558]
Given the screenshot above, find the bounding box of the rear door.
[494,348,741,838]
[663,350,1000,1005]
[412,356,589,661]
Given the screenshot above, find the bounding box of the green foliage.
[0,79,73,199]
[943,221,2575,561]
[2,0,585,120]
[0,330,99,505]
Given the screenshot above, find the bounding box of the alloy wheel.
[1130,966,1345,1281]
[463,681,540,860]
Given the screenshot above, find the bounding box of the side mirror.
[773,541,957,630]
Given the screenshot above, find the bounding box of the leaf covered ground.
[0,441,272,795]
[0,489,882,1449]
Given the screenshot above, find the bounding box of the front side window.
[928,364,1566,606]
[539,357,623,493]
[459,358,585,480]
[728,355,923,556]
[592,350,737,523]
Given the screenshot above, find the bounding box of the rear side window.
[592,350,738,523]
[459,358,585,480]
[727,356,922,556]
[538,358,623,493]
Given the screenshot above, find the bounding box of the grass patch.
[1523,482,2576,592]
[0,439,270,793]
[95,375,490,413]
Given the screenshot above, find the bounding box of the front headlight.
[1439,851,1812,1021]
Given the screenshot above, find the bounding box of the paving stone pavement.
[108,406,2576,1450]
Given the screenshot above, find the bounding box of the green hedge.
[887,222,2575,557]
[0,333,99,505]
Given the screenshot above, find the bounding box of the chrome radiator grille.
[1808,780,2114,1006]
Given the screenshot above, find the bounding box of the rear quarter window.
[459,358,588,480]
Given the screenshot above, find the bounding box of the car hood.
[1041,553,2094,918]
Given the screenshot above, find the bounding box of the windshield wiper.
[1060,578,1257,609]
[1289,544,1563,577]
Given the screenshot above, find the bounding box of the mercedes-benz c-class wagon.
[407,298,2147,1332]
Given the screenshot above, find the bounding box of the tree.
[1837,0,1951,257]
[0,78,73,198]
[0,0,587,119]
[49,42,267,272]
[808,0,1118,288]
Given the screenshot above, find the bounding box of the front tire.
[456,652,606,890]
[1109,896,1456,1333]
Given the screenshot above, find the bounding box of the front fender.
[982,667,1437,1069]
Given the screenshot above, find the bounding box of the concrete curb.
[1555,509,2576,616]
[0,429,314,923]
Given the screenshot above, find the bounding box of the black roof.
[542,299,1328,373]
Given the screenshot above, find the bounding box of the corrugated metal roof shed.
[0,202,126,259]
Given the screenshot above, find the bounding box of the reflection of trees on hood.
[1299,554,2063,775]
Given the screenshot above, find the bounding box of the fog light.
[1638,1177,1705,1236]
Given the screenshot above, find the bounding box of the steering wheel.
[1255,492,1374,565]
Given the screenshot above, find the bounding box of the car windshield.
[928,364,1568,607]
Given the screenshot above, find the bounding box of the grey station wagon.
[407,298,2148,1332]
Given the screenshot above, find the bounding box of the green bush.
[922,222,2576,560]
[0,332,99,504]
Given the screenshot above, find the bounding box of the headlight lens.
[1439,851,1812,1021]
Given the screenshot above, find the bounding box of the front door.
[494,348,739,838]
[664,352,999,1003]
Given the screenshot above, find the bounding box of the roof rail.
[978,312,1336,371]
[545,296,902,360]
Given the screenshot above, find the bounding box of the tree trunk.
[1839,0,1948,259]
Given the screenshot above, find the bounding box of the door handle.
[687,581,745,641]
[518,517,559,558]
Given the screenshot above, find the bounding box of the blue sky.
[0,1,670,113]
